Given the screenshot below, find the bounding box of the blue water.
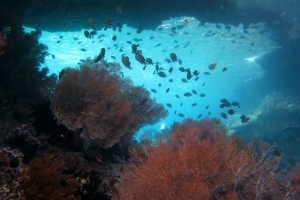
[24,16,279,140]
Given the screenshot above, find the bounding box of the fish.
[151,89,157,93]
[222,67,228,72]
[156,43,162,47]
[206,105,209,109]
[106,97,112,112]
[187,68,193,80]
[146,58,153,65]
[231,102,240,108]
[95,48,105,62]
[165,58,171,63]
[155,63,159,72]
[181,78,188,83]
[220,104,225,108]
[174,111,177,114]
[158,72,167,78]
[59,36,63,39]
[73,37,78,40]
[51,54,55,59]
[88,18,96,29]
[122,56,132,70]
[200,93,206,97]
[240,115,250,123]
[220,99,229,103]
[111,56,116,59]
[135,52,146,65]
[204,72,211,75]
[193,70,199,76]
[184,92,192,97]
[127,41,132,44]
[228,109,235,115]
[192,90,197,95]
[221,112,228,119]
[178,59,182,65]
[179,67,186,72]
[178,113,185,118]
[192,103,197,107]
[169,79,173,83]
[132,44,138,53]
[166,88,170,93]
[80,48,87,52]
[170,53,178,62]
[84,30,90,38]
[208,63,217,70]
[140,98,148,105]
[158,83,162,87]
[150,36,155,39]
[175,94,180,98]
[168,67,173,73]
[166,103,172,108]
[2,26,11,35]
[112,35,117,41]
[57,41,61,43]
[197,114,202,119]
[202,83,205,86]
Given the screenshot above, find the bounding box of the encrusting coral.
[51,59,168,148]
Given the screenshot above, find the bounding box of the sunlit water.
[24,16,279,140]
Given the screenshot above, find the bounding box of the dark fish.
[168,67,173,73]
[174,45,179,48]
[224,102,231,107]
[221,112,228,119]
[80,48,87,52]
[165,58,171,63]
[170,53,178,62]
[197,114,202,119]
[150,36,155,39]
[192,103,197,107]
[240,115,250,123]
[57,41,61,43]
[174,111,177,114]
[140,98,148,105]
[200,93,206,97]
[51,54,55,59]
[106,97,112,112]
[59,36,63,39]
[143,66,147,70]
[95,48,105,62]
[208,63,217,70]
[181,78,188,83]
[84,30,90,38]
[204,72,211,75]
[202,83,205,86]
[208,112,211,115]
[58,178,68,187]
[59,69,66,80]
[222,67,228,72]
[151,89,157,93]
[122,56,132,70]
[193,70,199,76]
[156,43,162,47]
[127,41,132,44]
[146,58,154,65]
[220,104,225,108]
[169,79,173,83]
[135,53,146,65]
[231,102,240,108]
[111,56,116,59]
[158,83,162,87]
[158,72,167,78]
[166,103,172,108]
[178,113,185,118]
[155,63,159,72]
[175,94,180,98]
[178,59,182,65]
[228,109,235,115]
[179,67,185,72]
[187,68,192,80]
[192,90,197,95]
[132,44,138,53]
[119,47,124,52]
[195,77,199,81]
[184,92,192,97]
[220,99,229,103]
[73,37,78,40]
[166,88,170,93]
[206,105,209,109]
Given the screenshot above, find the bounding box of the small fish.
[228,109,235,115]
[202,83,205,86]
[80,48,87,52]
[166,103,172,108]
[178,113,185,118]
[174,111,177,114]
[169,79,173,83]
[169,67,173,73]
[220,99,229,103]
[197,114,202,119]
[221,112,228,119]
[178,59,182,65]
[150,36,155,39]
[195,77,199,81]
[122,56,132,70]
[166,88,170,93]
[200,93,206,97]
[184,92,192,97]
[73,37,78,40]
[179,67,185,72]
[208,63,217,70]
[57,41,61,43]
[192,90,197,95]
[175,94,180,98]
[158,83,162,87]
[231,102,240,108]
[180,102,183,106]
[158,72,167,78]
[192,103,197,107]
[186,68,192,80]
[84,30,90,38]
[165,58,171,63]
[146,58,154,65]
[140,98,148,105]
[181,78,188,83]
[170,53,178,62]
[240,115,250,123]
[220,104,225,108]
[222,67,228,72]
[151,89,157,93]
[51,54,55,59]
[106,97,112,112]
[127,41,132,44]
[156,43,162,47]
[193,70,199,76]
[111,56,116,59]
[204,72,211,75]
[206,105,209,109]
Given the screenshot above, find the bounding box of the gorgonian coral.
[51,59,168,148]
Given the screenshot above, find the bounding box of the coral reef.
[115,118,299,199]
[51,59,168,148]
